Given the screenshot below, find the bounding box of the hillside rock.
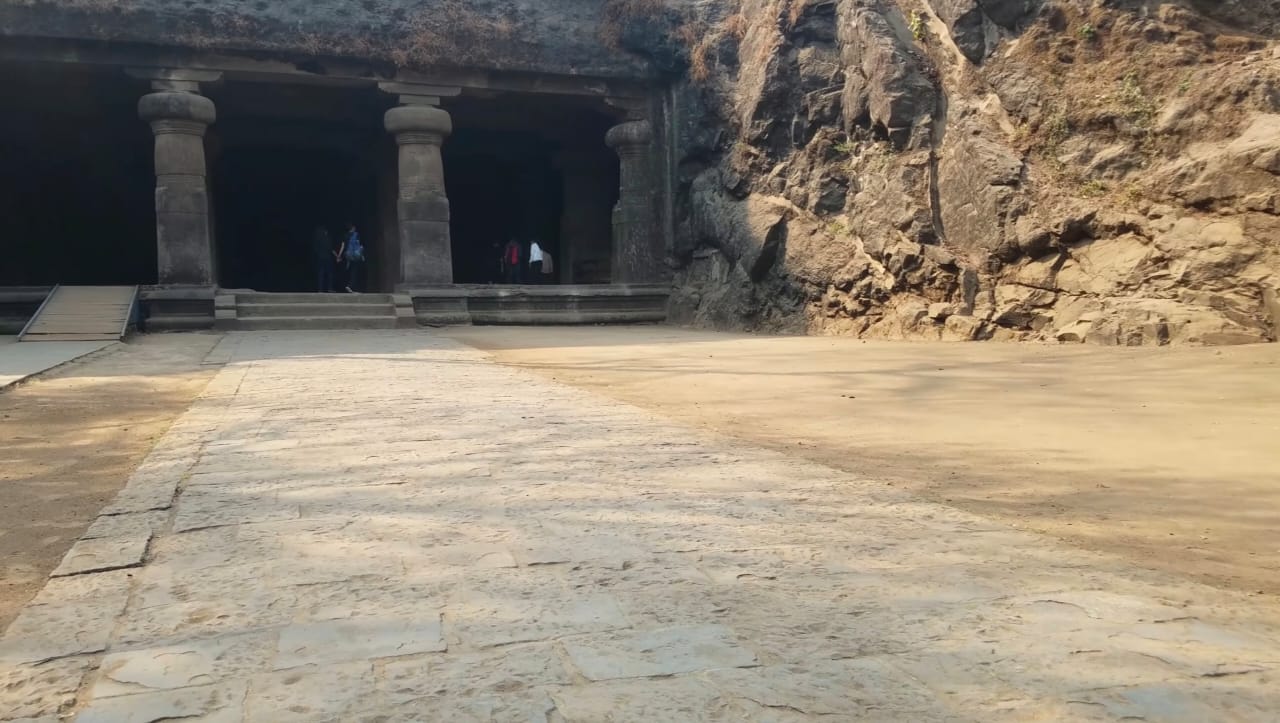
[659,0,1280,346]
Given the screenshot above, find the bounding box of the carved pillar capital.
[384,105,453,142]
[605,119,653,156]
[139,92,217,131]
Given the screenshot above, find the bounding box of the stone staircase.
[215,292,416,331]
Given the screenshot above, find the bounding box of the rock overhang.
[0,0,658,81]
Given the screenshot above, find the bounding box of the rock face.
[657,0,1280,345]
[0,0,650,78]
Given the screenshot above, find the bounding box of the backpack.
[346,233,365,262]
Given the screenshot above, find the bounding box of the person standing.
[338,223,366,293]
[528,238,545,284]
[312,226,335,293]
[541,249,555,283]
[502,238,522,284]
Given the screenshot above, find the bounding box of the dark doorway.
[442,94,621,285]
[0,62,155,286]
[207,82,385,292]
[444,130,564,284]
[214,146,376,292]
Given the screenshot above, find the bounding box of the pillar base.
[140,285,216,331]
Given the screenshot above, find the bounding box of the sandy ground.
[7,330,1278,720]
[0,334,219,629]
[447,326,1280,597]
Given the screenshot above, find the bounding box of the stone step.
[229,316,400,331]
[235,293,395,305]
[236,303,395,319]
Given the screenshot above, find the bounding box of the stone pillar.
[606,119,662,284]
[139,89,216,286]
[384,104,453,287]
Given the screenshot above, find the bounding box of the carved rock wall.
[0,0,650,78]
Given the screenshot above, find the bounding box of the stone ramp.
[18,286,136,342]
[2,331,1278,721]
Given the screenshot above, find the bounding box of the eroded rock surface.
[658,0,1280,345]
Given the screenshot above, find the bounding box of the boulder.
[838,0,938,146]
[1082,298,1272,346]
[690,174,798,282]
[1013,216,1053,257]
[930,0,992,63]
[938,133,1024,253]
[1155,217,1260,289]
[928,302,955,320]
[1265,286,1280,339]
[1055,235,1153,296]
[1162,114,1280,208]
[1010,252,1063,288]
[978,0,1036,28]
[993,283,1055,328]
[944,313,986,340]
[782,217,869,288]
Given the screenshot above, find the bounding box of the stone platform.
[214,293,414,331]
[408,284,670,326]
[4,285,670,333]
[2,330,1277,721]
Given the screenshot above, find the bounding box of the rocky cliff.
[0,0,650,79]
[645,0,1280,344]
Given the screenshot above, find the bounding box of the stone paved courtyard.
[2,331,1279,721]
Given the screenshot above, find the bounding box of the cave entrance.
[444,94,620,284]
[445,128,563,284]
[0,61,155,286]
[209,82,386,292]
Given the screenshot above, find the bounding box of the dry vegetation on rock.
[645,0,1280,345]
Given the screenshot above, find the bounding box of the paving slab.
[273,615,445,669]
[0,338,112,390]
[76,680,247,723]
[2,330,1279,721]
[92,632,276,699]
[49,534,150,577]
[563,624,758,681]
[0,656,95,721]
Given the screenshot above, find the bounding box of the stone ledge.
[141,285,216,332]
[406,284,671,326]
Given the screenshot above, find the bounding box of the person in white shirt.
[528,239,545,283]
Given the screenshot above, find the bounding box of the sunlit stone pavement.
[2,331,1278,721]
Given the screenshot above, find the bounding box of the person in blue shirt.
[337,223,365,293]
